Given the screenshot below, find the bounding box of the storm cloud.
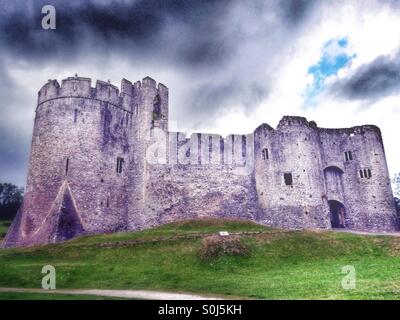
[0,0,319,119]
[331,52,400,100]
[0,0,250,65]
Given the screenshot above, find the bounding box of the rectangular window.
[360,168,372,179]
[74,109,78,123]
[262,148,269,160]
[231,135,234,156]
[65,158,69,176]
[116,157,124,174]
[208,136,212,164]
[344,151,353,161]
[150,126,154,138]
[242,135,246,157]
[220,138,224,164]
[284,172,293,186]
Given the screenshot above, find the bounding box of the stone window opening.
[197,133,202,164]
[152,94,161,120]
[231,135,235,156]
[344,151,353,161]
[65,158,69,176]
[220,138,224,164]
[262,148,269,160]
[242,135,246,157]
[116,157,124,174]
[74,109,78,123]
[150,123,154,138]
[360,168,372,179]
[284,172,293,186]
[208,136,212,163]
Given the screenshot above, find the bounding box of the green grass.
[73,218,269,245]
[0,220,11,240]
[0,217,400,299]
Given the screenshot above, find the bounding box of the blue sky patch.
[303,37,355,108]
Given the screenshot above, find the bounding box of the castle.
[3,76,399,247]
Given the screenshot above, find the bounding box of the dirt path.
[330,228,400,237]
[0,287,223,300]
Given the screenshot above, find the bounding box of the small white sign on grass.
[218,231,230,237]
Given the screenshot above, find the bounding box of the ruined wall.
[254,118,330,229]
[3,76,398,247]
[253,116,398,231]
[143,132,261,226]
[319,126,398,231]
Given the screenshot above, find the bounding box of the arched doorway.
[323,166,344,201]
[328,200,346,228]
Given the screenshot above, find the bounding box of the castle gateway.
[3,76,398,247]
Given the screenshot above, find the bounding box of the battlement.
[253,123,275,137]
[37,76,169,111]
[277,116,318,130]
[319,124,381,134]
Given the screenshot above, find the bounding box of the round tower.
[4,76,144,246]
[254,117,331,229]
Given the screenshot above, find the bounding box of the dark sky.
[1,0,400,187]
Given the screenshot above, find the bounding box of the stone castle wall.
[3,76,398,247]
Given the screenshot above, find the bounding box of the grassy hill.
[0,220,11,240]
[1,218,400,299]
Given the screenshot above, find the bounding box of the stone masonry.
[3,76,398,247]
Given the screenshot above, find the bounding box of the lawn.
[0,220,11,240]
[0,218,399,299]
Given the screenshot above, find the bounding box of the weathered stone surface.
[2,76,398,247]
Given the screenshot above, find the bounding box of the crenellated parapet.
[37,76,169,114]
[277,116,318,131]
[319,124,382,143]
